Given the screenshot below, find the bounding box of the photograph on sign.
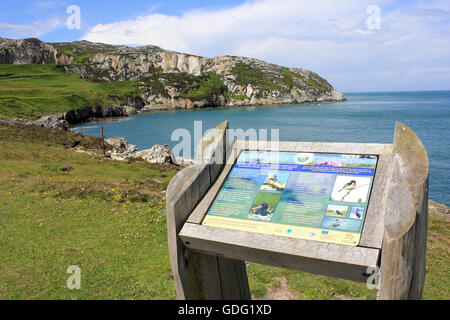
[202,151,378,246]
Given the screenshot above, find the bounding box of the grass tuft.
[0,64,142,120]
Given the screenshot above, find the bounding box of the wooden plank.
[359,152,394,249]
[408,181,429,299]
[378,181,417,299]
[235,140,393,155]
[166,164,210,299]
[378,122,429,300]
[180,223,380,283]
[166,121,251,300]
[195,120,229,184]
[187,143,240,225]
[217,257,251,300]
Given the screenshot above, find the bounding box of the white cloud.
[0,18,63,38]
[82,0,381,52]
[81,0,450,91]
[1,1,68,39]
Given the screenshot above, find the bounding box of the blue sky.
[1,0,449,92]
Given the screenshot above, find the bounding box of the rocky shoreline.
[1,95,346,132]
[0,104,139,131]
[0,116,184,166]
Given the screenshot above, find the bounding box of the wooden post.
[166,121,251,300]
[100,125,106,157]
[378,122,429,300]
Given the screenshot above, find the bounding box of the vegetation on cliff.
[0,64,142,120]
[178,72,227,101]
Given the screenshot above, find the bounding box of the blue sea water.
[73,91,450,205]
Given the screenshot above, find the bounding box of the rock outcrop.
[35,104,141,130]
[105,137,177,165]
[0,103,143,131]
[0,115,69,131]
[0,37,346,112]
[134,144,177,165]
[0,38,73,64]
[429,200,449,215]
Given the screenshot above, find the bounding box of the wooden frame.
[180,141,391,283]
[167,121,429,300]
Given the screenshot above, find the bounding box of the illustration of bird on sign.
[339,179,369,201]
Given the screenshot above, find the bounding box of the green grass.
[0,123,448,299]
[224,91,248,102]
[231,62,282,91]
[141,71,200,100]
[281,67,296,89]
[282,67,330,92]
[178,72,227,101]
[53,46,97,65]
[247,263,378,300]
[0,64,142,120]
[0,123,180,299]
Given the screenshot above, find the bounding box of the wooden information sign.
[166,121,429,300]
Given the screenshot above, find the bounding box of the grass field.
[0,123,448,299]
[0,64,141,120]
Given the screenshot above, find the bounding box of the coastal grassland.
[0,123,180,299]
[0,123,448,299]
[0,64,142,120]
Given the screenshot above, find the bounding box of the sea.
[73,91,450,206]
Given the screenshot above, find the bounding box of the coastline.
[69,97,347,128]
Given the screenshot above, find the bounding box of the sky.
[0,0,449,92]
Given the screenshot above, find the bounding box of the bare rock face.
[429,200,449,215]
[36,114,70,130]
[134,144,177,165]
[0,114,69,130]
[105,137,138,160]
[105,137,177,165]
[0,38,73,64]
[105,137,128,152]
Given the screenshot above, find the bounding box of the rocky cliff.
[0,38,74,64]
[0,37,345,113]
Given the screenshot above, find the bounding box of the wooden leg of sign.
[166,163,250,300]
[166,120,250,300]
[378,122,429,300]
[216,256,251,299]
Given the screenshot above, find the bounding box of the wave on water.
[72,126,98,131]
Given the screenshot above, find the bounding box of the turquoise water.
[73,91,450,205]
